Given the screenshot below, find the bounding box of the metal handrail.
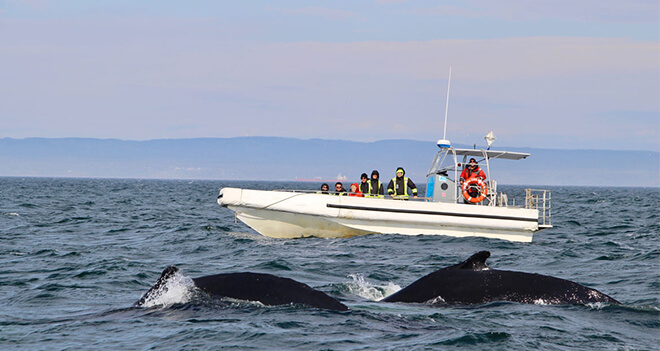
[525,189,552,227]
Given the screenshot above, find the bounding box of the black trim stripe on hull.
[326,204,538,223]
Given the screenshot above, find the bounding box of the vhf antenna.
[436,67,452,149]
[443,66,452,141]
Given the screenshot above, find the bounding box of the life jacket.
[461,166,486,181]
[359,181,369,194]
[365,179,384,198]
[390,176,410,200]
[333,188,347,196]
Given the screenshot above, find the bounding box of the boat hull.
[218,187,541,242]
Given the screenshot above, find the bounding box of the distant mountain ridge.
[1,137,658,187]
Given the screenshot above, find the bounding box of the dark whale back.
[193,272,348,311]
[383,251,620,305]
[136,266,348,311]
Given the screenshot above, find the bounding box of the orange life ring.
[462,178,487,203]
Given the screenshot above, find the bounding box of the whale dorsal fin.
[135,265,180,306]
[159,265,180,280]
[450,251,490,270]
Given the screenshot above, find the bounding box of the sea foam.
[139,271,195,308]
[346,273,401,301]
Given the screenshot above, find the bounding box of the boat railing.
[525,189,552,227]
[275,189,436,201]
[280,189,389,197]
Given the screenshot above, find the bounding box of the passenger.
[349,183,363,197]
[359,173,370,194]
[318,183,330,194]
[460,158,487,203]
[366,170,385,198]
[334,182,347,196]
[387,167,418,200]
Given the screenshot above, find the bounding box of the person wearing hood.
[459,158,487,204]
[318,183,330,194]
[348,183,363,197]
[387,167,418,200]
[459,158,486,185]
[360,171,384,198]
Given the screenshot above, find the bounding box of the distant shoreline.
[1,137,658,187]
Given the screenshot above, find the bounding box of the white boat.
[217,139,552,243]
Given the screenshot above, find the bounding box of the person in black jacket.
[363,170,385,198]
[334,182,347,195]
[359,173,370,194]
[318,183,330,194]
[387,167,417,200]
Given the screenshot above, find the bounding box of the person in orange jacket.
[460,158,487,203]
[460,158,486,185]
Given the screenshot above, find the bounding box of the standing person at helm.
[388,167,418,200]
[459,158,486,185]
[460,158,487,204]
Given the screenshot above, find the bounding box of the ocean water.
[1,177,658,350]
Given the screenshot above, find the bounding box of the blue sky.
[1,0,658,151]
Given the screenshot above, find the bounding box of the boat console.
[424,139,552,228]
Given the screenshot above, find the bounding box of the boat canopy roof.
[450,148,530,160]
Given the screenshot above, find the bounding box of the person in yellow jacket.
[387,167,418,200]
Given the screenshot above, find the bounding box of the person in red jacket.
[460,158,486,185]
[460,158,487,203]
[349,183,364,197]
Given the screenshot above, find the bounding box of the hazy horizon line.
[3,136,657,153]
